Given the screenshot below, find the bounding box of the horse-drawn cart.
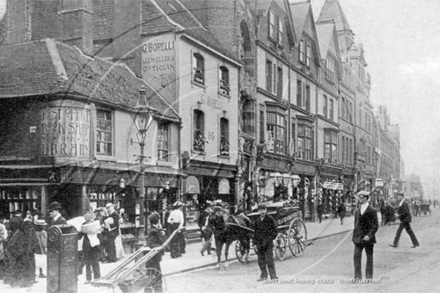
[235,201,307,262]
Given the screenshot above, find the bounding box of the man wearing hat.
[390,192,420,249]
[48,202,67,227]
[167,201,184,258]
[145,213,164,292]
[352,191,378,280]
[104,203,120,263]
[8,210,23,235]
[254,203,278,282]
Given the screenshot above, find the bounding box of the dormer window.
[219,66,230,96]
[306,42,311,67]
[269,11,276,40]
[299,40,305,63]
[325,57,335,83]
[278,18,284,45]
[268,10,283,45]
[193,53,205,84]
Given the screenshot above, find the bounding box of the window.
[325,57,335,83]
[305,85,311,111]
[220,118,229,156]
[259,110,265,144]
[278,18,284,45]
[296,80,302,107]
[299,40,305,63]
[193,53,205,84]
[241,99,255,134]
[345,137,349,163]
[96,109,112,156]
[193,110,205,152]
[367,146,371,164]
[330,99,334,121]
[269,11,276,39]
[219,66,230,95]
[324,131,338,164]
[341,135,345,163]
[157,123,169,161]
[323,95,328,118]
[266,60,272,92]
[349,138,352,163]
[297,124,313,161]
[277,66,283,97]
[341,98,346,120]
[290,123,296,156]
[306,42,311,67]
[272,63,278,96]
[266,113,286,154]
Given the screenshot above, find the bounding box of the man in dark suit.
[145,213,165,292]
[352,191,378,280]
[390,192,420,248]
[254,203,278,282]
[48,202,67,227]
[104,203,120,263]
[8,210,23,235]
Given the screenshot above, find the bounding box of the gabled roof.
[142,0,239,63]
[289,1,310,40]
[0,39,179,120]
[316,21,342,77]
[317,0,352,33]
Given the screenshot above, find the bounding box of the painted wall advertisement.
[40,107,91,158]
[141,34,176,103]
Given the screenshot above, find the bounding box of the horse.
[207,210,252,270]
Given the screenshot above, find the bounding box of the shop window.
[96,109,113,156]
[220,118,229,156]
[157,123,169,161]
[298,124,313,161]
[219,66,230,95]
[193,110,205,152]
[324,130,338,164]
[266,112,286,154]
[193,53,205,84]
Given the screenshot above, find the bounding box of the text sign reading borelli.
[40,107,91,157]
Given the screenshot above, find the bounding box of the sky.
[0,1,438,186]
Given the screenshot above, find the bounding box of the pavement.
[0,214,357,293]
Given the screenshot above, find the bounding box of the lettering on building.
[199,94,223,110]
[40,107,91,157]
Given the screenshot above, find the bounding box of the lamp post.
[130,86,155,244]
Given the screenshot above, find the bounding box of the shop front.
[289,162,317,221]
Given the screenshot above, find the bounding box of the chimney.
[60,0,93,56]
[5,0,29,44]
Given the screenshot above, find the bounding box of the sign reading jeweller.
[40,107,91,157]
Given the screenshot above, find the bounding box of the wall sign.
[40,107,91,158]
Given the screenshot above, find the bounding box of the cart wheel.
[288,218,307,257]
[274,234,287,261]
[235,240,246,263]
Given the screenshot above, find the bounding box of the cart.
[90,228,183,293]
[420,204,431,216]
[235,201,307,262]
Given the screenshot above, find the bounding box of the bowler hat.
[148,213,160,225]
[48,202,62,211]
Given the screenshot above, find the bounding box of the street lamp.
[130,86,155,244]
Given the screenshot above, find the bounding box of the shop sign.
[40,107,91,158]
[261,157,289,172]
[141,34,176,101]
[218,179,230,195]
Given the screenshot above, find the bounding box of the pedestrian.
[316,201,324,223]
[0,212,7,280]
[33,217,48,279]
[254,203,278,282]
[352,191,378,280]
[48,202,67,226]
[78,211,101,284]
[389,192,420,249]
[167,201,184,258]
[198,205,212,256]
[8,210,23,235]
[104,203,120,263]
[4,211,39,287]
[145,213,165,292]
[337,201,347,225]
[94,207,107,261]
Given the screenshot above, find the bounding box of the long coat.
[352,205,379,245]
[253,215,277,250]
[146,225,165,264]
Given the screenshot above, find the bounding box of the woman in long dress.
[4,213,39,287]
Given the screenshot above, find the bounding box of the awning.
[322,181,343,190]
[218,179,230,195]
[185,176,200,194]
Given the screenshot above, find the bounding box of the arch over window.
[193,53,205,84]
[193,110,205,152]
[219,66,230,95]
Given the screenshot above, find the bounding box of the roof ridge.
[150,0,185,31]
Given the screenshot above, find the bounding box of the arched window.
[219,66,230,95]
[193,110,205,152]
[220,118,229,156]
[193,53,205,84]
